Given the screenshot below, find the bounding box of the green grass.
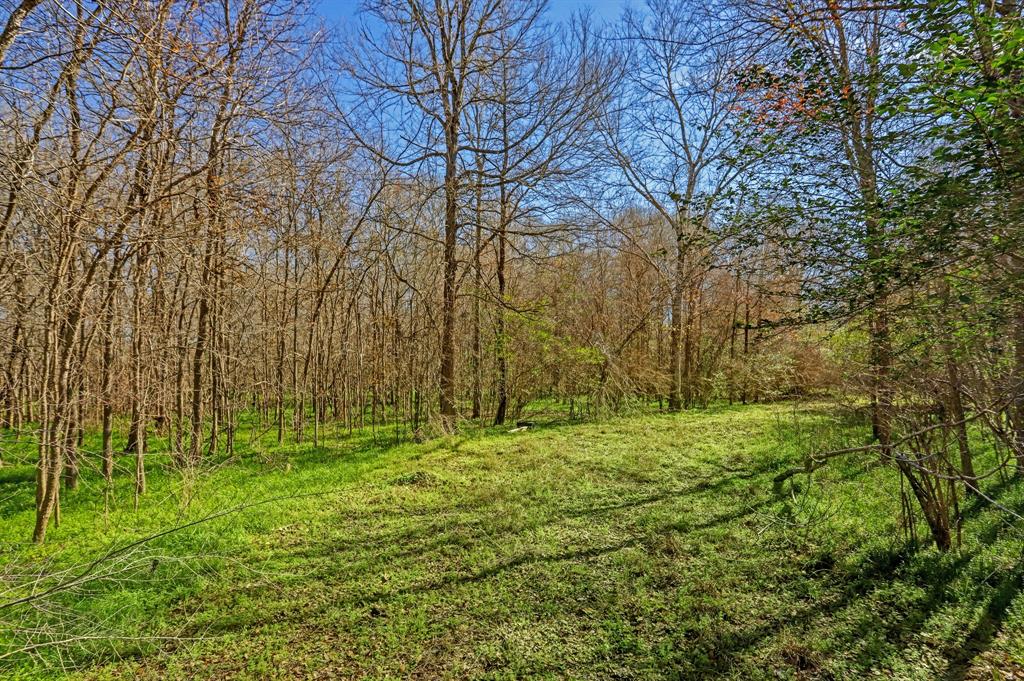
[1,403,1023,679]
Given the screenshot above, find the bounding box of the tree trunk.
[439,125,459,432]
[471,150,484,422]
[494,232,508,426]
[668,230,685,412]
[940,280,976,492]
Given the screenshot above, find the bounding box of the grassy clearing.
[1,404,1023,679]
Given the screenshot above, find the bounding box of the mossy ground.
[1,403,1022,679]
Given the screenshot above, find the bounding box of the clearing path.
[3,405,1022,679]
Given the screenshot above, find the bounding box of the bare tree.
[603,0,749,410]
[343,0,549,431]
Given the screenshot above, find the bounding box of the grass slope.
[1,404,1023,679]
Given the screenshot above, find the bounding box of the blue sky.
[314,0,629,27]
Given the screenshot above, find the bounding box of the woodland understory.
[0,0,1023,677]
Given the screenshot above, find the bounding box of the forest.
[0,0,1022,678]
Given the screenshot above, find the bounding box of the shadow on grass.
[193,477,781,641]
[702,542,1024,680]
[942,562,1024,681]
[276,467,767,567]
[9,407,1020,679]
[687,547,974,676]
[196,426,1019,678]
